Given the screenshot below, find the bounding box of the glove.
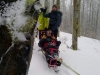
[44,28,48,31]
[40,8,47,13]
[43,8,47,13]
[40,8,44,12]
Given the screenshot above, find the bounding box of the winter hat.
[52,5,58,9]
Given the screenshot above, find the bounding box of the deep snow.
[28,32,100,75]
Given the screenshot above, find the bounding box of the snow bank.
[0,0,28,41]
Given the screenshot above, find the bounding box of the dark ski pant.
[52,29,58,39]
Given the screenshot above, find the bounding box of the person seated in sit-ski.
[38,30,61,49]
[38,30,61,67]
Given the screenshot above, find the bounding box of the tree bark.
[72,0,80,50]
[0,0,40,75]
[53,0,55,5]
[56,0,60,9]
[56,0,60,37]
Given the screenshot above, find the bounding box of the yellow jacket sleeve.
[38,12,49,30]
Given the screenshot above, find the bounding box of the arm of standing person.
[43,12,51,18]
[40,8,51,18]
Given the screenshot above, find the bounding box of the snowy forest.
[0,0,100,75]
[60,0,100,40]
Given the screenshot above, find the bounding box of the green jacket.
[38,12,49,30]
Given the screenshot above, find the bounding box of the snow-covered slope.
[28,32,100,75]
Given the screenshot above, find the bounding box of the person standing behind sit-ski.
[41,5,62,39]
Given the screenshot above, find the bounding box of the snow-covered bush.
[0,0,35,42]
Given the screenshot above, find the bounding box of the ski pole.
[62,62,80,75]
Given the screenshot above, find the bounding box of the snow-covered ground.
[28,32,100,75]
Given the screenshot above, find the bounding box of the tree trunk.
[0,0,40,75]
[56,0,60,37]
[56,0,60,9]
[45,0,49,12]
[77,0,81,37]
[53,0,55,5]
[72,0,80,50]
[95,2,100,39]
